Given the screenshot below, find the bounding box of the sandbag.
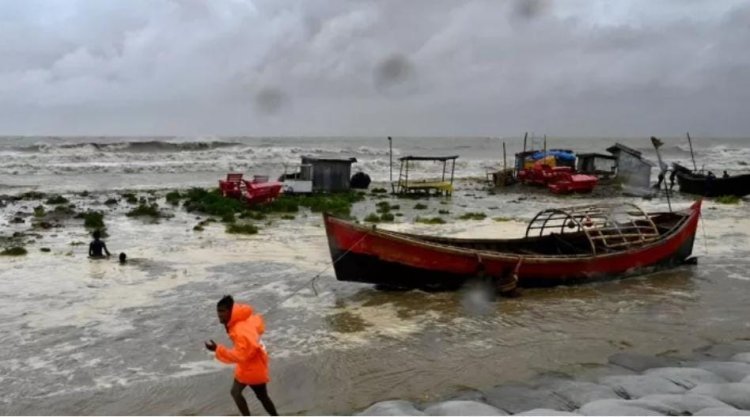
[638,393,732,414]
[577,399,664,416]
[696,361,750,382]
[423,400,506,416]
[689,383,750,410]
[599,374,685,399]
[694,407,750,416]
[516,409,580,415]
[482,385,570,414]
[644,367,727,389]
[358,400,424,416]
[547,380,621,408]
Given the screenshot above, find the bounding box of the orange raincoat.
[215,303,270,385]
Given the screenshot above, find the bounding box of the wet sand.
[1,182,750,415]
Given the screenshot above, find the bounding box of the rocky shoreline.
[358,340,750,416]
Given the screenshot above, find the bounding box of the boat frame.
[323,200,701,290]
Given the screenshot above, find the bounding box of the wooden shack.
[300,156,357,192]
[577,153,617,178]
[606,143,654,192]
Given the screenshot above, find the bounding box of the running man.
[205,295,278,416]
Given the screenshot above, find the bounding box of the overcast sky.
[1,0,749,137]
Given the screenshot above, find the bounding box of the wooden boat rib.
[323,200,701,289]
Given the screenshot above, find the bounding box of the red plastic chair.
[242,179,283,205]
[219,173,244,198]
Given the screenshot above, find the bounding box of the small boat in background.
[672,163,750,197]
[324,200,700,291]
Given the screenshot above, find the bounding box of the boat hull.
[323,201,700,289]
[676,172,750,197]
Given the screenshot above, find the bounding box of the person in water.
[88,230,111,258]
[118,252,127,264]
[723,170,730,179]
[205,295,278,416]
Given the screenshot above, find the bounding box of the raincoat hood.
[228,303,253,328]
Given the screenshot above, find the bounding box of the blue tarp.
[531,150,576,161]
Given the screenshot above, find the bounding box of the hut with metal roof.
[300,156,357,192]
[606,143,654,192]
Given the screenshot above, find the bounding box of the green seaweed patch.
[370,187,388,194]
[716,195,741,204]
[415,216,446,225]
[19,191,46,200]
[239,211,266,221]
[280,214,295,220]
[193,218,214,232]
[438,209,450,215]
[45,195,69,205]
[325,311,372,333]
[380,212,395,222]
[183,188,247,222]
[364,213,381,223]
[226,223,259,235]
[414,203,428,210]
[493,216,512,222]
[70,241,85,246]
[165,191,182,205]
[79,191,90,197]
[459,212,486,220]
[40,247,51,253]
[78,211,105,229]
[121,193,138,204]
[126,203,162,218]
[300,192,364,215]
[104,198,118,205]
[1,246,27,256]
[253,197,300,214]
[254,192,364,217]
[395,213,404,217]
[33,205,46,218]
[32,221,54,230]
[52,205,76,216]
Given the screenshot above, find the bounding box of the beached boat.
[672,163,750,197]
[324,200,701,290]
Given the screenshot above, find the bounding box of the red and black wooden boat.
[324,200,701,290]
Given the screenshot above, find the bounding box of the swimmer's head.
[119,252,127,263]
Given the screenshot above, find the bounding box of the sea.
[1,136,749,415]
[1,136,749,193]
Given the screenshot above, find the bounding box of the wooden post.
[687,132,697,172]
[503,141,507,173]
[523,132,528,153]
[543,135,547,153]
[388,136,394,193]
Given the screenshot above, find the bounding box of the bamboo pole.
[503,141,507,173]
[687,132,697,171]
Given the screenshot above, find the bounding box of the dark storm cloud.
[0,0,748,136]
